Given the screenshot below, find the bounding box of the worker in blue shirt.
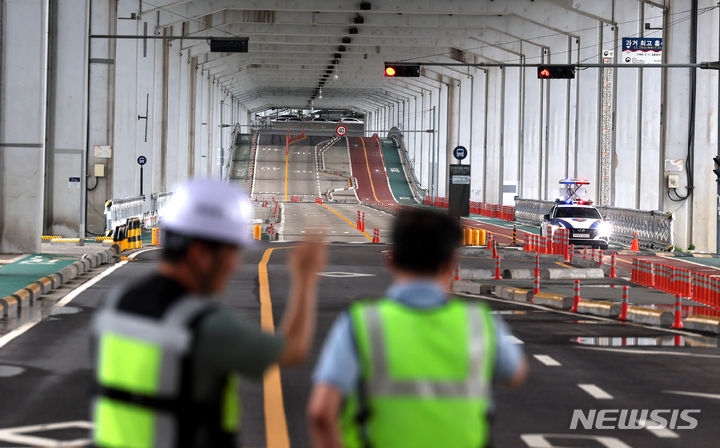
[308,208,527,448]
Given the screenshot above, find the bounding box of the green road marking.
[0,254,77,297]
[379,137,418,205]
[230,134,254,187]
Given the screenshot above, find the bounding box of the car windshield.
[555,207,601,219]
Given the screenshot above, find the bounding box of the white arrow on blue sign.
[453,146,468,161]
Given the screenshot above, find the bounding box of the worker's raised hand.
[289,237,327,280]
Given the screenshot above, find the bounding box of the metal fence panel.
[514,198,673,250]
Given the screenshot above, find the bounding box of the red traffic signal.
[537,65,575,79]
[384,63,420,77]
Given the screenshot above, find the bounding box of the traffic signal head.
[384,63,420,77]
[537,65,575,79]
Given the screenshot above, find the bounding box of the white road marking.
[278,202,286,242]
[0,261,128,350]
[521,434,631,448]
[578,384,613,400]
[0,254,27,265]
[0,420,93,447]
[507,335,524,344]
[637,419,680,439]
[664,390,720,400]
[533,354,561,366]
[128,247,160,259]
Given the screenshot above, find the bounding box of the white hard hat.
[160,179,252,246]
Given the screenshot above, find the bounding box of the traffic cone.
[618,286,629,320]
[570,279,581,312]
[631,232,640,251]
[671,296,684,329]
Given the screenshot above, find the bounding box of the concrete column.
[151,32,165,193]
[44,0,90,236]
[444,79,460,198]
[111,0,140,199]
[470,69,487,202]
[614,1,642,209]
[662,0,693,251]
[0,0,48,253]
[86,0,115,234]
[691,0,720,251]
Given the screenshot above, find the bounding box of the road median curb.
[532,292,573,310]
[576,300,621,318]
[0,246,119,319]
[683,315,720,334]
[625,306,673,327]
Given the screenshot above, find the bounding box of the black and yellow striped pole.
[512,224,517,247]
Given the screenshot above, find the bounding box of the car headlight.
[596,221,612,237]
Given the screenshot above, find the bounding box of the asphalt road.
[1,244,719,447]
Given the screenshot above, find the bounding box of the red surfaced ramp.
[347,136,396,204]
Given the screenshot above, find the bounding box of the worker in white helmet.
[91,179,326,448]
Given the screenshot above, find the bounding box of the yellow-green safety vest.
[341,299,496,448]
[92,295,241,448]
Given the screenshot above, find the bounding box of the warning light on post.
[384,63,420,77]
[537,65,575,79]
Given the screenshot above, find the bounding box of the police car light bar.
[559,178,590,185]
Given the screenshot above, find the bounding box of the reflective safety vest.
[341,299,496,448]
[91,295,241,448]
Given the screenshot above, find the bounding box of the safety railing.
[105,196,145,232]
[314,137,359,202]
[105,192,174,232]
[630,259,719,311]
[514,198,674,250]
[424,197,515,222]
[387,127,426,203]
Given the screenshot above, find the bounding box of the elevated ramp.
[377,136,418,205]
[229,133,254,191]
[347,136,396,204]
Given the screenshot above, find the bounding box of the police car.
[540,180,611,250]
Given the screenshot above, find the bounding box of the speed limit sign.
[336,125,348,137]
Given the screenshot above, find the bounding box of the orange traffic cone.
[630,232,640,251]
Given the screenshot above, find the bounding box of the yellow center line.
[258,248,290,448]
[360,137,380,202]
[319,203,372,240]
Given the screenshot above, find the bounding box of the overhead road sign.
[336,125,348,137]
[622,38,662,64]
[453,145,468,161]
[210,38,249,53]
[538,65,575,79]
[384,63,421,77]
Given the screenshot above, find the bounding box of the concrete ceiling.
[140,0,622,111]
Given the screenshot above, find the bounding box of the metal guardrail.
[387,127,426,203]
[105,192,174,232]
[104,196,145,232]
[514,198,674,250]
[314,137,359,202]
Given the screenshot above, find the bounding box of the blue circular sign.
[453,146,468,161]
[137,155,147,166]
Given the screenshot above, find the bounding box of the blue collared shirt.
[312,280,524,394]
